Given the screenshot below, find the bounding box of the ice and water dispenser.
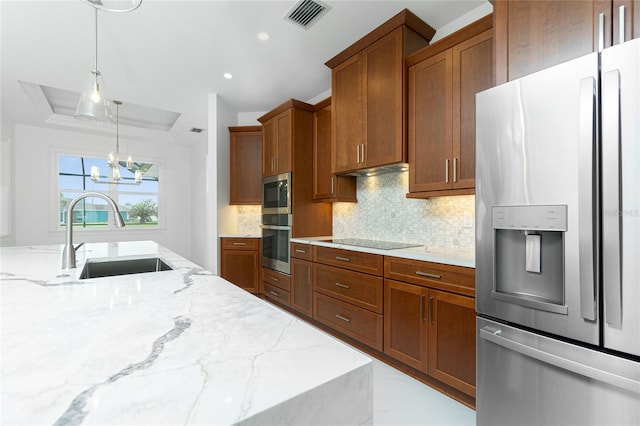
[491,205,569,314]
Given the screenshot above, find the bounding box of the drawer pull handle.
[233,242,247,246]
[335,313,351,323]
[295,249,307,253]
[271,276,279,282]
[335,282,350,289]
[335,256,350,262]
[269,290,279,297]
[416,271,441,279]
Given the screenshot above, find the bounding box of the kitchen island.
[0,241,372,425]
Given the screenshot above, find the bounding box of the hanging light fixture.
[75,0,143,123]
[91,101,143,185]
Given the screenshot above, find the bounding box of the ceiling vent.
[284,0,330,30]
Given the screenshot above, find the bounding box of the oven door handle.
[260,225,292,231]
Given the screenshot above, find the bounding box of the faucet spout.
[62,191,125,269]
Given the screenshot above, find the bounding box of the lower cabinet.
[220,237,260,294]
[383,277,476,398]
[290,258,313,318]
[262,267,291,307]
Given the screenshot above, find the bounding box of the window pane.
[58,155,160,229]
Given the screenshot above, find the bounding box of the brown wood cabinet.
[229,126,262,205]
[262,267,291,307]
[313,245,383,275]
[494,0,640,84]
[326,9,436,174]
[312,245,384,351]
[291,244,313,318]
[220,237,260,294]
[406,16,493,198]
[383,256,476,398]
[427,288,476,397]
[259,100,315,178]
[312,98,356,201]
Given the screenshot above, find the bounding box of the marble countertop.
[290,237,475,268]
[0,241,372,425]
[219,234,261,239]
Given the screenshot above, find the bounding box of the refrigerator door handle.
[578,76,597,321]
[479,326,640,394]
[602,69,623,327]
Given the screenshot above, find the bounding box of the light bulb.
[134,170,142,184]
[91,166,99,181]
[127,155,133,169]
[111,166,121,181]
[90,82,102,103]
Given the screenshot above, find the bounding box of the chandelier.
[90,100,143,185]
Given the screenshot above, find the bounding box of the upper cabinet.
[326,9,436,175]
[259,100,314,178]
[229,126,262,204]
[494,0,639,84]
[406,15,493,198]
[312,98,356,202]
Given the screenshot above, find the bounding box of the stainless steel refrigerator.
[475,37,640,425]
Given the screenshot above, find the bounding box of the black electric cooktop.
[328,238,422,250]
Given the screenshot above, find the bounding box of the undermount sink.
[79,257,174,280]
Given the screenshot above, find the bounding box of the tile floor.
[373,359,476,426]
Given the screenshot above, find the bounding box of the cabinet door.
[291,258,313,318]
[427,289,476,397]
[408,49,452,193]
[274,109,292,174]
[230,128,262,204]
[383,279,428,371]
[494,0,607,83]
[332,55,363,173]
[313,103,335,198]
[363,28,405,168]
[262,119,276,176]
[452,29,493,190]
[220,250,259,293]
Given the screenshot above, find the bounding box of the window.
[58,155,160,229]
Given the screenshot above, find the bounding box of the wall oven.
[261,213,291,275]
[262,172,291,215]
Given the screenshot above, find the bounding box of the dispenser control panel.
[492,205,568,231]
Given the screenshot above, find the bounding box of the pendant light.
[91,101,142,185]
[75,6,113,123]
[75,0,143,123]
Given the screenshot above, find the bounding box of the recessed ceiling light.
[223,73,233,79]
[257,32,270,41]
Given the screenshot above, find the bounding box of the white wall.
[431,2,493,42]
[1,114,15,246]
[12,124,193,259]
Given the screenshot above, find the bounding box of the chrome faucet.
[62,191,125,269]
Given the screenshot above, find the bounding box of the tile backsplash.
[332,171,475,250]
[237,205,261,235]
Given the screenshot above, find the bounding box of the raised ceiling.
[1,0,490,143]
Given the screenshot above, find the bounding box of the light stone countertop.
[290,236,475,268]
[0,241,372,425]
[219,234,261,238]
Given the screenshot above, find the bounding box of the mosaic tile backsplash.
[332,171,475,250]
[236,205,261,235]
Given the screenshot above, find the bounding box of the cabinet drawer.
[313,293,383,351]
[313,246,383,275]
[221,237,260,250]
[263,282,291,307]
[262,267,291,291]
[384,256,475,297]
[314,263,383,314]
[291,242,312,260]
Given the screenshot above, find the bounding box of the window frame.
[53,148,166,233]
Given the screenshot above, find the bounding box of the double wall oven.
[261,172,291,275]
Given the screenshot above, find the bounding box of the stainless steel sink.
[79,257,173,280]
